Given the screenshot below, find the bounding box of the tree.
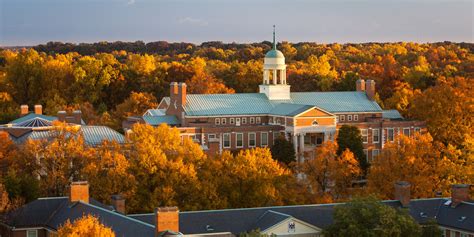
[112,92,158,130]
[270,136,296,165]
[323,196,422,237]
[57,214,115,237]
[299,142,361,202]
[0,92,18,123]
[336,125,367,173]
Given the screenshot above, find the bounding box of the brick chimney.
[69,181,89,204]
[57,111,67,122]
[155,207,179,234]
[34,105,43,115]
[365,80,376,100]
[111,195,126,214]
[72,110,82,124]
[451,184,470,207]
[394,181,411,208]
[178,83,187,107]
[20,105,29,116]
[356,79,365,91]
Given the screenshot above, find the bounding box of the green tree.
[323,196,422,237]
[270,136,296,165]
[336,125,367,173]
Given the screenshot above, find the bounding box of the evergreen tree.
[336,125,367,173]
[270,136,296,165]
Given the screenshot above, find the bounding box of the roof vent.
[458,216,467,222]
[443,200,452,206]
[206,225,214,232]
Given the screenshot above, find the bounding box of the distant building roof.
[144,109,167,116]
[382,110,404,120]
[4,197,155,237]
[143,115,180,126]
[130,198,474,235]
[269,103,315,116]
[9,113,57,125]
[161,91,382,117]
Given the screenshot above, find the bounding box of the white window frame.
[361,129,368,143]
[208,134,216,140]
[215,118,220,125]
[403,127,410,137]
[354,114,358,121]
[340,115,345,121]
[248,133,256,147]
[387,128,395,142]
[250,117,255,124]
[373,129,380,143]
[236,118,241,126]
[336,116,339,123]
[223,133,231,148]
[348,115,352,121]
[236,133,244,148]
[256,117,261,124]
[221,118,227,125]
[242,117,247,124]
[230,118,235,124]
[27,230,38,237]
[261,132,269,147]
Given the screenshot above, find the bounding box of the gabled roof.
[9,113,57,125]
[5,197,155,237]
[269,103,315,116]
[159,91,382,117]
[250,210,290,232]
[143,115,180,126]
[15,117,53,128]
[144,109,167,116]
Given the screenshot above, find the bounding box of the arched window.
[312,120,319,126]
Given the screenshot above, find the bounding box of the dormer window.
[230,118,235,124]
[222,118,227,125]
[348,115,352,121]
[215,118,220,125]
[250,117,255,124]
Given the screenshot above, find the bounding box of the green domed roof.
[265,49,284,58]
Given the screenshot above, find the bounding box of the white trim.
[361,129,368,144]
[235,133,244,148]
[261,132,269,147]
[223,133,231,148]
[373,128,380,144]
[354,114,359,121]
[26,229,38,237]
[248,132,256,147]
[215,118,220,125]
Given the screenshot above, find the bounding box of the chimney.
[394,181,411,208]
[356,79,365,91]
[34,105,43,115]
[72,110,82,124]
[366,80,376,100]
[57,111,67,122]
[178,83,187,107]
[20,105,29,116]
[69,181,89,204]
[170,82,178,97]
[155,207,179,234]
[111,195,126,214]
[451,184,470,207]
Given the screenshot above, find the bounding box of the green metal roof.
[143,109,166,116]
[382,110,404,120]
[9,113,57,124]
[164,91,382,117]
[269,103,315,116]
[265,49,284,58]
[143,115,180,126]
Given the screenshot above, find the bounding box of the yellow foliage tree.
[126,54,156,75]
[57,215,115,237]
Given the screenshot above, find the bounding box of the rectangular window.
[215,118,220,125]
[373,129,380,143]
[230,118,235,124]
[242,117,247,124]
[221,118,227,125]
[256,117,261,124]
[354,114,358,121]
[336,116,339,123]
[223,133,231,148]
[236,133,243,148]
[387,128,395,142]
[403,128,410,137]
[340,115,345,121]
[236,118,241,126]
[261,132,269,147]
[250,117,255,124]
[208,134,216,140]
[372,149,380,158]
[27,230,38,237]
[361,129,368,143]
[248,133,256,147]
[348,115,352,121]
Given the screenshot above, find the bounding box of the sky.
[0,0,473,46]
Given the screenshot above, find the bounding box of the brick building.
[124,34,425,162]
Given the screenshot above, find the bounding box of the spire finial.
[272,25,276,50]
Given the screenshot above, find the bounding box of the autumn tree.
[323,196,421,237]
[57,215,115,237]
[299,141,361,202]
[112,92,158,130]
[336,125,367,173]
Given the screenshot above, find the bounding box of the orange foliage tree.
[57,214,115,237]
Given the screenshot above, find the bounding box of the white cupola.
[259,26,291,100]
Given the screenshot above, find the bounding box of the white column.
[281,69,286,84]
[293,134,298,157]
[299,134,305,163]
[263,70,269,84]
[273,69,277,85]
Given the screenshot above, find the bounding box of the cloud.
[127,0,136,5]
[178,17,208,26]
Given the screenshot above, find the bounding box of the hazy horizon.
[1,0,473,47]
